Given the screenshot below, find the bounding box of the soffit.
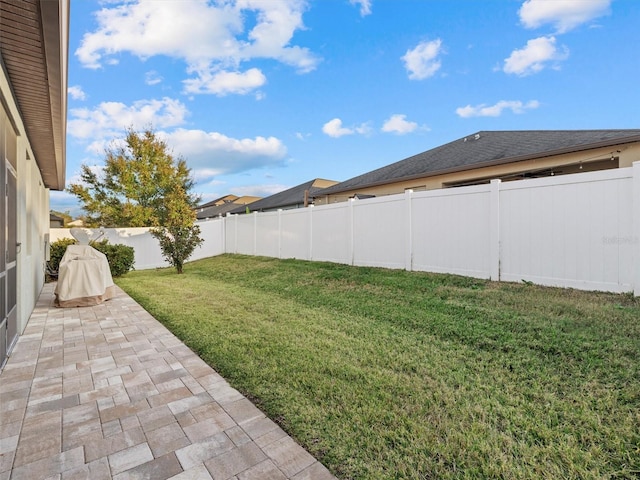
[0,0,67,190]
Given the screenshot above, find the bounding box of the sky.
[52,0,640,216]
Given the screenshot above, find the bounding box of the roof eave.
[319,133,640,196]
[0,0,69,191]
[40,0,69,191]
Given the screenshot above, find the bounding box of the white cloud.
[67,97,189,140]
[192,168,226,183]
[196,185,227,204]
[50,188,79,205]
[503,36,568,76]
[456,100,540,118]
[322,118,370,138]
[145,70,163,85]
[519,0,611,33]
[234,183,290,198]
[350,0,372,16]
[49,190,85,217]
[163,128,288,179]
[68,85,87,100]
[322,118,352,138]
[402,39,443,80]
[183,68,266,96]
[295,132,311,141]
[381,114,418,135]
[66,96,289,186]
[75,0,319,95]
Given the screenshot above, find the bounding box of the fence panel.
[411,185,492,278]
[500,169,634,292]
[311,203,351,264]
[255,211,280,258]
[194,219,225,261]
[234,214,257,255]
[224,216,237,254]
[352,195,407,269]
[280,209,311,260]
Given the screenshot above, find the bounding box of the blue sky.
[53,0,640,216]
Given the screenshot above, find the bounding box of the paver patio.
[0,283,336,480]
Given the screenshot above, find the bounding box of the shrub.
[151,224,203,274]
[90,239,135,277]
[48,237,135,278]
[48,238,76,273]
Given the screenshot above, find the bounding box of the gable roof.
[197,202,247,219]
[197,194,238,210]
[230,179,338,214]
[317,130,640,196]
[49,212,64,223]
[196,195,261,219]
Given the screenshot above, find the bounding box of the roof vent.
[474,133,481,140]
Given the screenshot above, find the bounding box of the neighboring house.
[196,194,239,212]
[229,178,338,214]
[67,219,84,227]
[0,0,69,367]
[314,130,640,204]
[196,195,261,220]
[50,213,65,228]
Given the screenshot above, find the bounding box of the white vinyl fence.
[52,162,640,295]
[50,219,225,270]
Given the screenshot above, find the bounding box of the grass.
[116,254,640,479]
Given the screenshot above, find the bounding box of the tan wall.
[312,178,339,189]
[316,142,640,204]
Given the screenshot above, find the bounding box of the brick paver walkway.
[0,284,336,480]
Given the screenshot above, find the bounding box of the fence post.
[229,214,237,254]
[349,198,355,266]
[405,189,413,272]
[490,179,501,281]
[253,211,258,256]
[221,215,226,254]
[633,162,640,296]
[278,209,282,259]
[308,205,314,261]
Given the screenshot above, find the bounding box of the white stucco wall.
[1,64,49,340]
[16,139,48,336]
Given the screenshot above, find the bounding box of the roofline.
[318,132,640,196]
[42,0,69,190]
[0,0,69,190]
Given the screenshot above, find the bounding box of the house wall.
[315,143,640,204]
[1,63,50,344]
[50,163,640,295]
[17,139,49,336]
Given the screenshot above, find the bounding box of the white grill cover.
[54,245,116,307]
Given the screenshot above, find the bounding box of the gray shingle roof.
[316,130,640,196]
[197,201,251,219]
[229,179,338,214]
[197,194,238,210]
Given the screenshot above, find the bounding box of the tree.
[68,127,203,273]
[68,127,199,227]
[150,187,204,274]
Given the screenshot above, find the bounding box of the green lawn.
[116,254,640,479]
